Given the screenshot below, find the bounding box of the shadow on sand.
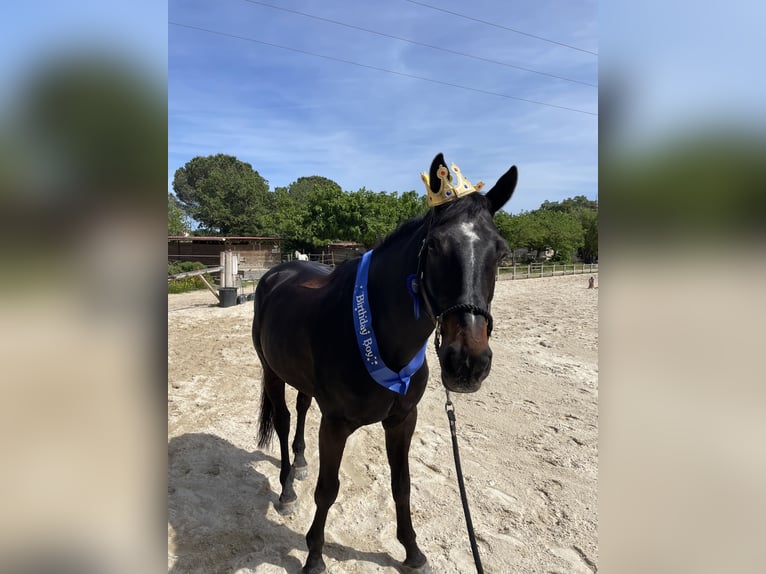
[168,432,402,573]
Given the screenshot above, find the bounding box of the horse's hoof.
[276,497,297,515]
[301,558,326,574]
[402,559,432,574]
[293,465,308,481]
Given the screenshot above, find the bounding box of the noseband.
[437,303,494,336]
[432,302,493,354]
[410,219,494,351]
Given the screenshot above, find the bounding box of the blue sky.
[0,1,166,103]
[601,0,766,149]
[169,0,598,214]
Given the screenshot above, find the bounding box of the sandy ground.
[168,273,598,574]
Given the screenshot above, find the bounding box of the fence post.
[513,263,516,279]
[218,251,239,288]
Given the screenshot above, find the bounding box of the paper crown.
[421,162,485,207]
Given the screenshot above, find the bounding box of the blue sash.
[353,250,427,395]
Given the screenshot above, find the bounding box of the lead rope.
[428,261,488,573]
[444,388,485,574]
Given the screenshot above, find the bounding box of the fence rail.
[167,265,222,281]
[497,262,598,280]
[168,255,598,284]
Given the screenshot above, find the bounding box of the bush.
[168,261,213,293]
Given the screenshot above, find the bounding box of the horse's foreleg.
[303,416,353,574]
[383,408,430,573]
[292,392,312,480]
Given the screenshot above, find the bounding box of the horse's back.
[254,260,334,329]
[256,260,332,297]
[252,260,338,393]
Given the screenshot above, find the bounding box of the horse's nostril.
[444,344,492,379]
[444,344,466,375]
[468,348,492,382]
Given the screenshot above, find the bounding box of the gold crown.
[421,162,485,207]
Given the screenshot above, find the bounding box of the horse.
[294,250,309,261]
[252,153,518,573]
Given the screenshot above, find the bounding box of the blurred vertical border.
[0,2,166,573]
[601,1,766,573]
[3,1,765,573]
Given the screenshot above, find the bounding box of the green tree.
[496,209,586,262]
[539,195,598,262]
[495,211,544,262]
[270,175,347,249]
[349,189,396,245]
[540,195,598,213]
[582,212,598,262]
[285,175,342,202]
[396,190,428,223]
[535,210,584,262]
[168,192,188,235]
[270,187,309,250]
[172,154,272,235]
[270,178,426,250]
[301,183,349,247]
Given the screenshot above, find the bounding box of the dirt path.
[168,274,598,573]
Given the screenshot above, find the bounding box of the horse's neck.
[367,225,434,370]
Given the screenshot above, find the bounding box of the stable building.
[168,236,285,270]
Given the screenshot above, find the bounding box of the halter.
[409,216,494,352]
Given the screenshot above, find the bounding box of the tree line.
[494,196,598,263]
[169,154,597,262]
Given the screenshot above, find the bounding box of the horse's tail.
[257,382,275,449]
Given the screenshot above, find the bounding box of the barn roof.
[168,236,283,241]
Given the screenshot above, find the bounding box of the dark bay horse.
[252,153,517,573]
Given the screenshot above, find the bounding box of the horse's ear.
[485,165,518,214]
[428,153,446,194]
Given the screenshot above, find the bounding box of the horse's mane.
[377,193,490,248]
[375,212,429,249]
[317,212,427,289]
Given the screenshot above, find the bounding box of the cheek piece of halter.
[408,233,494,353]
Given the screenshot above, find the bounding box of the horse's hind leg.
[262,367,299,515]
[383,408,431,573]
[291,392,312,480]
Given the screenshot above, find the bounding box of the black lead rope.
[444,390,485,574]
[417,228,490,573]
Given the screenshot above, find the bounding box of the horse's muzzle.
[438,342,492,393]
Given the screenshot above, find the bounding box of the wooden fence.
[497,262,598,280]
